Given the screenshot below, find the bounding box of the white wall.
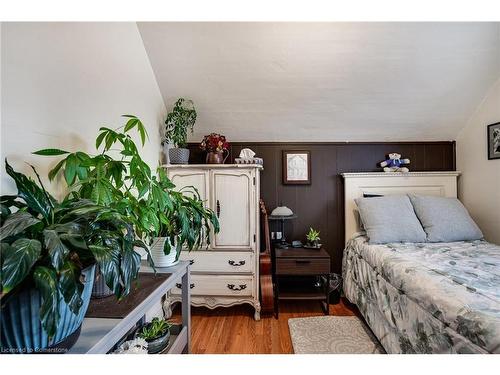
[457,78,500,244]
[1,22,165,198]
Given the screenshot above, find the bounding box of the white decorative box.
[235,157,263,165]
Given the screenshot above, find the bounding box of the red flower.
[200,133,230,152]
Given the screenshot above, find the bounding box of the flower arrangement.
[200,133,230,153]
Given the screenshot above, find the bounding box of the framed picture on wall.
[487,122,500,160]
[282,150,311,184]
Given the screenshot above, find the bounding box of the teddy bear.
[380,152,410,173]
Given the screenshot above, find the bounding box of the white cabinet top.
[162,164,263,170]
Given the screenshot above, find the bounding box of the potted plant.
[149,169,220,267]
[0,161,143,352]
[306,227,321,249]
[34,116,157,298]
[200,133,230,164]
[163,98,197,164]
[135,317,172,354]
[35,115,219,270]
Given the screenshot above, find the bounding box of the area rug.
[288,316,385,354]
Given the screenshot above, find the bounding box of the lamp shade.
[270,206,293,216]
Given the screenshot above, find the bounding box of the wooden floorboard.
[171,298,359,354]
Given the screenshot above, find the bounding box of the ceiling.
[138,22,500,142]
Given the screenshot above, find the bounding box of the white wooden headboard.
[341,172,461,244]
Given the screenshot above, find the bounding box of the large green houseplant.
[35,115,218,268]
[0,160,144,352]
[149,169,219,266]
[163,98,197,164]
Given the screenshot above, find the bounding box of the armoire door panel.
[211,170,255,250]
[168,169,210,248]
[169,169,209,206]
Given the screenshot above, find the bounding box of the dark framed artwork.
[487,122,500,160]
[282,150,311,184]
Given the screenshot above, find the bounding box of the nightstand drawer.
[275,258,330,275]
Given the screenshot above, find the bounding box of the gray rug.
[288,316,385,354]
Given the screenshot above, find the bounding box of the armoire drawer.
[179,251,254,273]
[171,274,254,297]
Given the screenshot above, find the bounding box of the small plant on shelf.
[137,317,173,353]
[306,227,321,248]
[138,317,172,341]
[163,98,197,164]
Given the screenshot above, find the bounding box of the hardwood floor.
[171,298,359,354]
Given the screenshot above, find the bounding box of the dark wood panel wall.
[188,142,456,273]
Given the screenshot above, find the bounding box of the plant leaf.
[91,179,114,206]
[137,121,148,145]
[88,244,121,296]
[5,160,53,221]
[32,148,70,156]
[0,211,41,241]
[33,266,60,338]
[95,131,107,150]
[163,237,172,256]
[124,118,138,132]
[1,238,42,293]
[59,261,84,315]
[120,246,141,296]
[43,229,70,271]
[64,153,78,185]
[48,158,66,181]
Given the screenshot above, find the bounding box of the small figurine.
[380,152,410,173]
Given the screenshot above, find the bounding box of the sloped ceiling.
[138,22,500,142]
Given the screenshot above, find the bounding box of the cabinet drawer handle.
[216,199,221,218]
[228,260,246,267]
[227,284,247,291]
[295,260,311,264]
[176,283,195,289]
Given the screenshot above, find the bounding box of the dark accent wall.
[188,141,456,273]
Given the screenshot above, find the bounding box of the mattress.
[342,234,500,353]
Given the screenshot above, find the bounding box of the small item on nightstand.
[270,206,294,216]
[291,240,303,248]
[269,206,297,249]
[304,227,321,249]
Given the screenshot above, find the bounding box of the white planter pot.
[150,237,179,267]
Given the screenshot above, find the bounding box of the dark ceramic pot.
[169,148,190,164]
[135,325,171,354]
[91,267,114,299]
[0,265,95,353]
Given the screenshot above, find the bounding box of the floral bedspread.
[342,234,500,353]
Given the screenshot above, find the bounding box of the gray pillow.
[408,194,483,242]
[355,195,427,244]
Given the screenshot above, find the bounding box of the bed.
[341,172,500,354]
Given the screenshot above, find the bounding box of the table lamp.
[268,206,297,249]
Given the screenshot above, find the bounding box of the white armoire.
[164,164,263,320]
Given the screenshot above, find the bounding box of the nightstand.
[273,247,331,318]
